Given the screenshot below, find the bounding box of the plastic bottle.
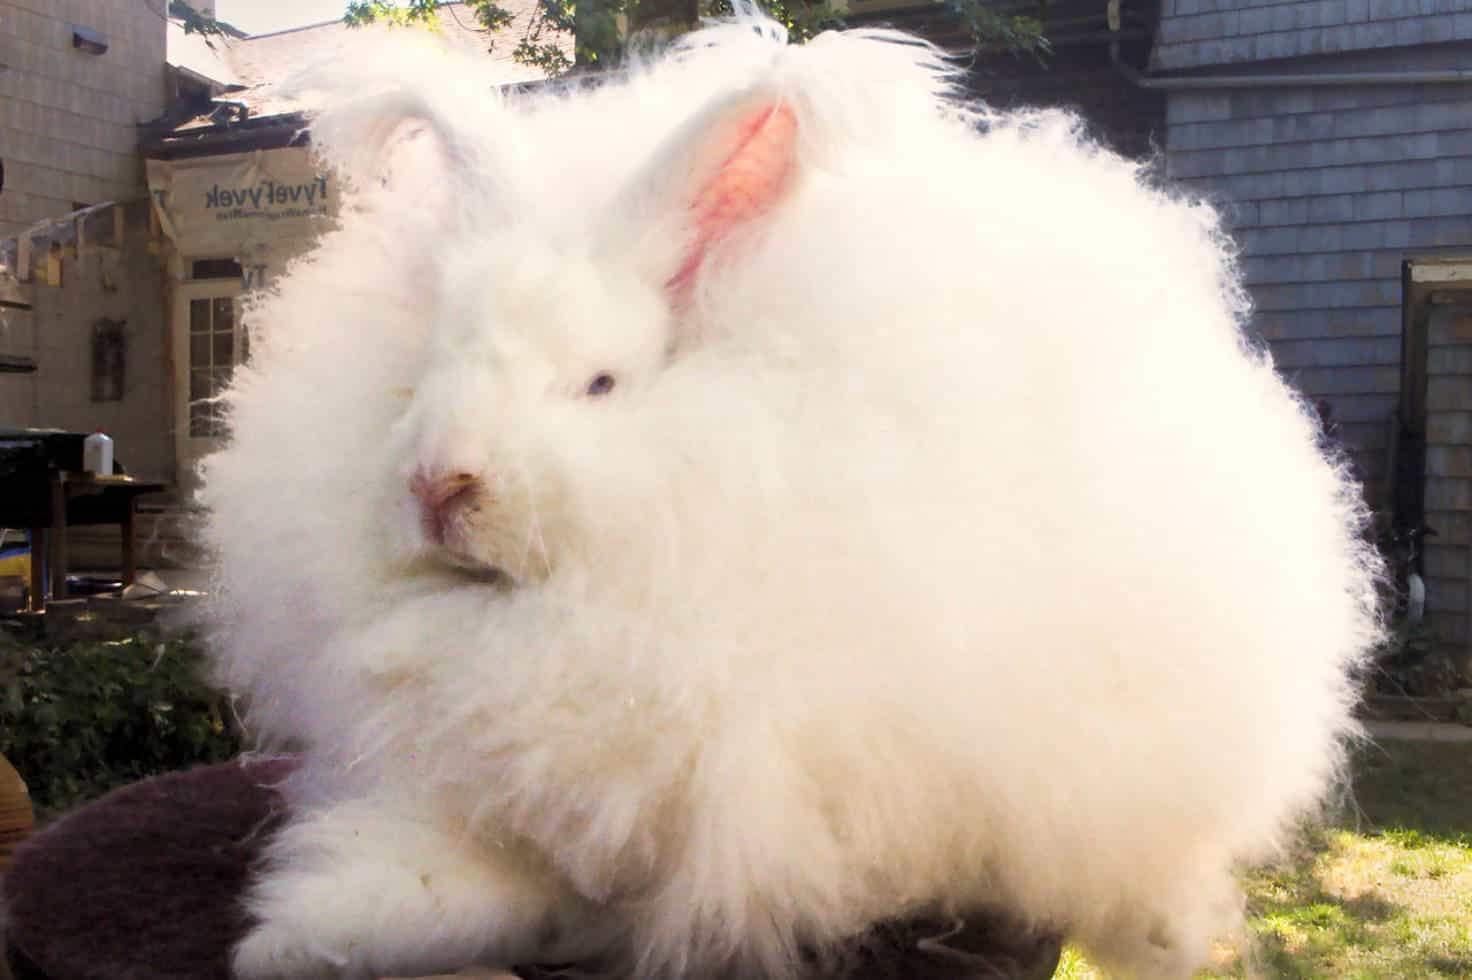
[82,431,113,476]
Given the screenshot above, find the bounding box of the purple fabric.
[3,759,1060,980]
[3,759,296,980]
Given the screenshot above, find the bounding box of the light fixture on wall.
[71,25,108,56]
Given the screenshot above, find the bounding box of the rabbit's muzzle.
[406,463,548,586]
[410,467,486,553]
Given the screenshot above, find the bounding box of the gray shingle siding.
[1429,347,1472,374]
[1169,132,1455,178]
[1240,248,1405,280]
[1170,83,1472,126]
[1254,306,1400,338]
[1168,94,1472,151]
[1161,68,1472,496]
[1226,216,1465,253]
[1282,365,1400,395]
[1155,0,1472,68]
[1252,280,1401,309]
[1269,335,1401,366]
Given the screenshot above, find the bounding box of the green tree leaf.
[344,0,1049,72]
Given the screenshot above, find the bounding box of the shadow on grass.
[1427,955,1472,976]
[1342,740,1472,842]
[1240,829,1397,974]
[1223,740,1472,979]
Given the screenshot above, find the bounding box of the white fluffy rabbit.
[201,10,1381,979]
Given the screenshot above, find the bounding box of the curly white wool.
[201,10,1380,979]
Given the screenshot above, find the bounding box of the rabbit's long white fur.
[202,11,1381,979]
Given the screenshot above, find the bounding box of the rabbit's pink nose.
[409,469,481,544]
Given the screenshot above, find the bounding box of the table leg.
[26,527,45,613]
[49,478,67,601]
[121,501,136,589]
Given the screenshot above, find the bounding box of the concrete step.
[60,507,207,571]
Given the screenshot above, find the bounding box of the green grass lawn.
[1053,739,1472,980]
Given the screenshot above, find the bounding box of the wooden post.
[26,526,46,613]
[121,499,137,589]
[49,476,67,601]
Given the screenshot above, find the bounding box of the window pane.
[190,332,209,369]
[239,323,250,363]
[189,299,211,333]
[212,367,232,396]
[189,401,212,437]
[212,330,233,364]
[189,369,210,401]
[212,298,234,333]
[190,400,225,438]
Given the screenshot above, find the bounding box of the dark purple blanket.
[4,759,296,980]
[2,761,1061,980]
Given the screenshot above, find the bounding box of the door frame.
[171,274,243,496]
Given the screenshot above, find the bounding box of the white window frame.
[172,273,244,493]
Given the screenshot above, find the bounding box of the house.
[0,1,567,571]
[1142,1,1472,656]
[846,0,1168,158]
[859,0,1472,664]
[0,0,169,236]
[4,0,1471,660]
[0,0,171,480]
[144,0,566,494]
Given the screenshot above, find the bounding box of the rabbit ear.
[618,88,801,307]
[286,41,500,194]
[671,98,798,298]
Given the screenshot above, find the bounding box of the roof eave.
[141,113,309,160]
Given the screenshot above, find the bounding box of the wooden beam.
[44,243,62,287]
[1410,260,1472,286]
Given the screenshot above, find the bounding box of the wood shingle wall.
[1164,58,1472,500]
[970,40,1167,160]
[1424,304,1472,643]
[0,201,173,483]
[1156,0,1472,71]
[0,0,168,236]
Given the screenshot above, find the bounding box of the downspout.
[1106,0,1472,89]
[1394,263,1429,540]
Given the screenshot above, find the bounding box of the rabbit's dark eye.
[585,373,617,397]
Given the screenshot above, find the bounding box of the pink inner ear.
[667,102,799,299]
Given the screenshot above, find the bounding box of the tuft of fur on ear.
[281,35,509,196]
[601,18,960,316]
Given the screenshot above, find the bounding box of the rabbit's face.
[390,240,672,585]
[373,90,800,586]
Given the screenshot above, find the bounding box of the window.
[190,258,243,280]
[91,318,126,402]
[188,296,243,437]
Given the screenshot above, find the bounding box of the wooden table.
[9,472,168,612]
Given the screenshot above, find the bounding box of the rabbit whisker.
[525,489,552,580]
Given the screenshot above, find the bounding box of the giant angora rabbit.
[201,10,1380,979]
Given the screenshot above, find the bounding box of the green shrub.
[0,625,240,821]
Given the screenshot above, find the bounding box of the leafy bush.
[0,625,241,821]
